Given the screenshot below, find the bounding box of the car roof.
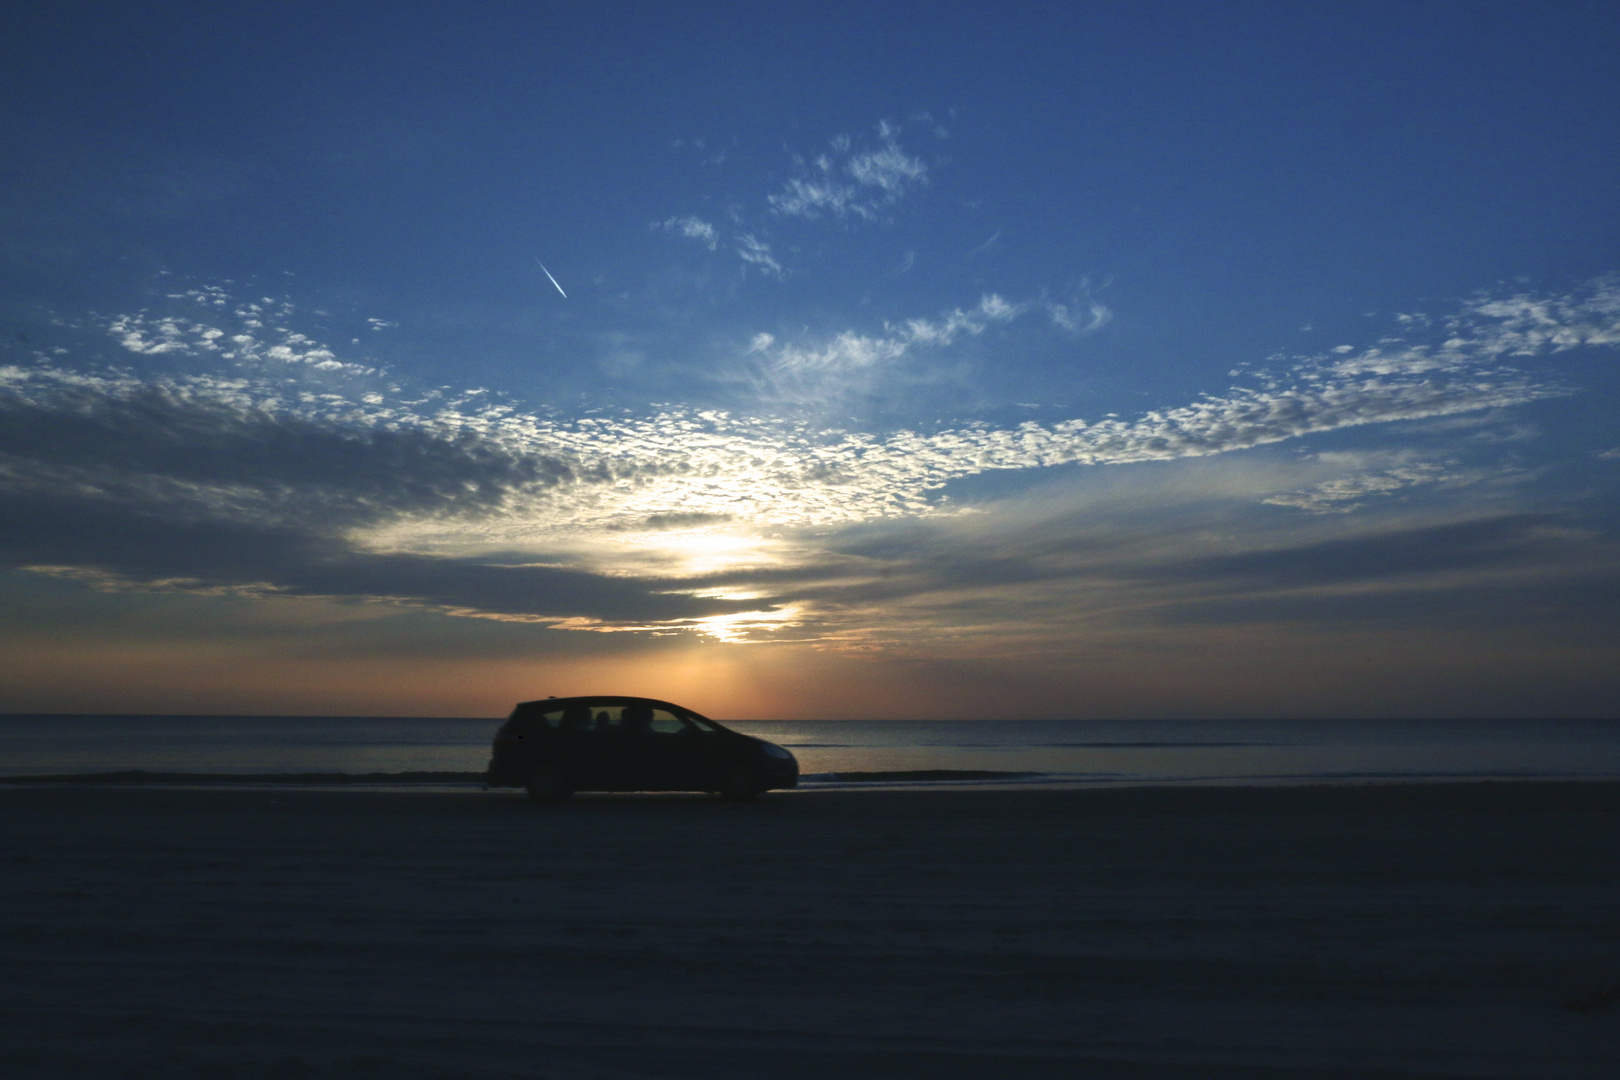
[514,695,703,716]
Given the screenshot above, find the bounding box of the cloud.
[0,376,568,526]
[1464,277,1620,352]
[28,278,1614,543]
[657,215,719,250]
[650,446,1620,657]
[103,295,377,376]
[734,294,1023,409]
[1261,454,1463,513]
[1044,284,1113,335]
[656,119,935,278]
[735,233,783,277]
[764,294,1020,371]
[0,370,747,624]
[625,502,1613,682]
[9,505,729,624]
[768,125,929,221]
[381,278,1604,579]
[656,218,781,278]
[5,276,1616,636]
[1147,513,1582,593]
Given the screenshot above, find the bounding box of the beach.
[3,782,1617,1078]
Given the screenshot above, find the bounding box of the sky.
[2,1,1618,719]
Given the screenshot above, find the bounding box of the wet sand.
[2,782,1617,1078]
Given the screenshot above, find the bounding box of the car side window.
[558,704,592,731]
[646,709,691,735]
[510,706,562,730]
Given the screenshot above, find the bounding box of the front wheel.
[525,767,574,802]
[717,763,765,801]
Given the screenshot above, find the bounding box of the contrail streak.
[535,257,567,299]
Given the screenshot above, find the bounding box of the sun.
[616,528,782,577]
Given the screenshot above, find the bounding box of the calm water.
[2,715,1618,787]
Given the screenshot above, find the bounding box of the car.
[485,695,799,801]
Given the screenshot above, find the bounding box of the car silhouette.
[485,695,799,801]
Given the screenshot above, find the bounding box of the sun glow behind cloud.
[690,605,805,644]
[611,528,784,577]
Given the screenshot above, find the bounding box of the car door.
[638,708,720,790]
[568,702,626,789]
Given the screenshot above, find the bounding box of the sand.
[2,782,1617,1078]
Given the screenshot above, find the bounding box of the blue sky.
[2,2,1618,718]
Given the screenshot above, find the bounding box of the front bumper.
[761,759,799,790]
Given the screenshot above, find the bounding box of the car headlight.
[760,742,795,761]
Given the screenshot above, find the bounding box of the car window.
[510,705,562,730]
[647,709,692,734]
[512,702,713,735]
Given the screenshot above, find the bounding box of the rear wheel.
[525,767,573,802]
[718,763,765,801]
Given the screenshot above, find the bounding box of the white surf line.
[535,257,567,299]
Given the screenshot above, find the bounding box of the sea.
[1,715,1618,788]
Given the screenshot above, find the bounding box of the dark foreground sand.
[2,783,1617,1079]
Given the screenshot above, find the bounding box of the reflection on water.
[1,715,1617,785]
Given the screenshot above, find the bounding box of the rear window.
[506,703,566,732]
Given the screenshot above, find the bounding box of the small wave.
[835,741,1275,750]
[800,769,1045,783]
[1049,741,1274,749]
[0,769,484,785]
